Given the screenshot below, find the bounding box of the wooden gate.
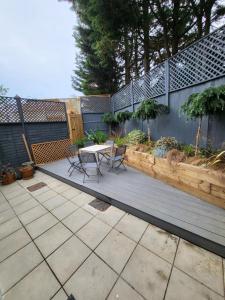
[68,112,84,142]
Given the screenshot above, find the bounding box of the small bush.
[155,137,178,151]
[126,130,146,145]
[86,130,107,144]
[115,137,127,147]
[181,144,195,157]
[74,137,88,149]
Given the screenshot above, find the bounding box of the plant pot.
[19,166,33,180]
[2,173,16,185]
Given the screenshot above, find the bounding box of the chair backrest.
[65,145,78,164]
[115,145,126,157]
[78,152,97,164]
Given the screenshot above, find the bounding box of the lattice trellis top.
[81,95,110,113]
[111,24,225,111]
[0,97,67,123]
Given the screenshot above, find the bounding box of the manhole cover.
[88,199,111,211]
[27,182,47,192]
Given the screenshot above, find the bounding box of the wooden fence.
[67,112,84,142]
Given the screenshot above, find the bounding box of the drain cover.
[27,182,47,192]
[88,199,111,211]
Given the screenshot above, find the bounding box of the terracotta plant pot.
[19,165,33,180]
[2,173,16,185]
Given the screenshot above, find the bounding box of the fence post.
[131,80,135,112]
[111,95,114,115]
[165,60,170,109]
[15,95,33,161]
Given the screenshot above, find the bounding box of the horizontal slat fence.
[0,96,69,167]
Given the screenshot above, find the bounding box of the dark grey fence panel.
[0,124,29,167]
[0,96,69,167]
[80,95,110,134]
[82,113,108,134]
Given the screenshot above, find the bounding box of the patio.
[40,158,225,257]
[0,171,224,300]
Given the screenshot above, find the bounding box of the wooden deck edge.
[39,167,225,258]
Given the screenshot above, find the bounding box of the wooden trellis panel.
[31,139,71,165]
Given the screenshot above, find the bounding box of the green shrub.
[126,130,146,145]
[155,136,178,151]
[181,144,195,157]
[115,137,127,147]
[74,137,88,149]
[86,130,107,144]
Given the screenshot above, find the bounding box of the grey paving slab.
[53,183,71,193]
[42,194,68,211]
[34,223,72,257]
[8,193,32,207]
[107,278,144,300]
[4,189,27,200]
[0,228,31,263]
[18,205,48,225]
[2,262,60,300]
[51,289,67,300]
[13,198,39,215]
[0,242,43,294]
[41,159,225,249]
[140,224,179,263]
[165,267,224,300]
[115,213,148,243]
[70,192,95,207]
[34,189,58,203]
[95,229,136,273]
[0,209,15,225]
[28,186,50,197]
[64,253,117,300]
[62,208,92,233]
[77,217,111,249]
[51,201,79,220]
[0,202,11,213]
[96,206,125,227]
[25,213,58,239]
[0,217,21,240]
[60,187,82,199]
[122,245,171,300]
[174,239,224,296]
[47,236,91,284]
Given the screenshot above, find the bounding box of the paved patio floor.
[0,171,224,300]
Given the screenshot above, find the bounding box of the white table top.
[80,144,112,153]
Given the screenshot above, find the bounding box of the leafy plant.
[86,130,107,144]
[181,85,225,155]
[126,129,146,145]
[182,144,195,157]
[74,137,88,149]
[114,137,127,147]
[115,111,132,135]
[155,136,178,151]
[207,150,225,172]
[133,99,168,141]
[102,113,118,135]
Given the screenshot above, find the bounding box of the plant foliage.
[133,99,168,120]
[102,113,118,126]
[115,111,132,124]
[126,130,146,145]
[86,130,107,144]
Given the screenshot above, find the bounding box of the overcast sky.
[0,0,81,99]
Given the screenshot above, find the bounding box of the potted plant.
[0,163,16,185]
[19,161,34,180]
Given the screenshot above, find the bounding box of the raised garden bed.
[125,148,225,209]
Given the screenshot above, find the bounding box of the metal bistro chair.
[65,145,84,176]
[99,140,114,164]
[109,145,127,170]
[78,152,101,183]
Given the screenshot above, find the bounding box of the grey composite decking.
[40,158,225,257]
